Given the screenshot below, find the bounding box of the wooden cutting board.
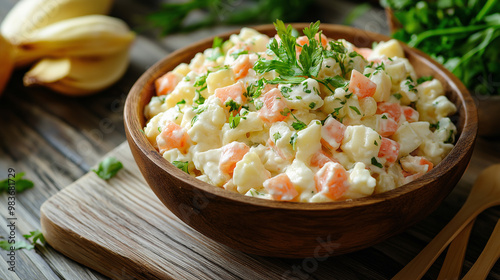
[39,142,499,280]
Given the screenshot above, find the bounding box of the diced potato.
[341,125,381,165]
[370,71,392,102]
[206,68,235,95]
[344,162,376,199]
[295,120,322,163]
[370,39,405,59]
[233,152,271,194]
[192,148,229,187]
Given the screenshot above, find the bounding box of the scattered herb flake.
[273,132,282,142]
[349,106,361,115]
[172,161,190,174]
[290,132,298,150]
[0,172,34,193]
[92,157,123,180]
[371,157,383,168]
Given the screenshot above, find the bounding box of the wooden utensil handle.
[392,206,478,280]
[437,220,475,280]
[462,219,500,280]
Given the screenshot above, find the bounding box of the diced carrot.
[348,69,377,99]
[401,156,434,177]
[257,88,289,123]
[378,114,399,137]
[263,83,278,94]
[227,42,250,57]
[155,72,182,96]
[214,82,247,111]
[314,162,349,200]
[321,116,346,150]
[310,148,337,169]
[402,106,419,123]
[263,173,298,201]
[296,34,328,53]
[219,142,250,175]
[316,33,328,47]
[378,137,400,164]
[376,102,402,122]
[353,46,372,60]
[296,36,309,53]
[156,122,190,154]
[232,54,252,80]
[419,157,433,171]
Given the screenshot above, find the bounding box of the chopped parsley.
[417,76,433,84]
[371,157,383,168]
[225,99,241,113]
[430,122,440,130]
[291,113,307,130]
[349,106,361,115]
[290,132,298,150]
[309,102,316,109]
[273,132,282,142]
[0,230,45,251]
[255,100,264,110]
[445,130,455,144]
[0,172,34,194]
[393,93,403,100]
[173,161,190,174]
[191,115,199,126]
[230,49,249,58]
[229,113,246,129]
[92,157,123,180]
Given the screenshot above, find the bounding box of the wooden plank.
[39,142,500,280]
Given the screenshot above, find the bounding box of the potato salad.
[143,21,457,203]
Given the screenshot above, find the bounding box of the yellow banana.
[23,49,130,96]
[1,0,113,44]
[14,15,135,67]
[0,34,15,95]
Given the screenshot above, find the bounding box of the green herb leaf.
[92,157,123,180]
[212,36,223,49]
[349,106,361,115]
[23,230,45,245]
[273,132,282,142]
[229,113,245,129]
[0,240,34,251]
[417,76,433,84]
[0,172,34,193]
[225,100,241,113]
[371,157,383,168]
[172,161,190,174]
[290,132,298,150]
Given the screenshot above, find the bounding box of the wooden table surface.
[0,1,499,279]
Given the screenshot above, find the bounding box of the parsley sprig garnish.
[253,20,359,94]
[254,20,323,79]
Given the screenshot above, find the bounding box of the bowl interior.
[125,23,477,210]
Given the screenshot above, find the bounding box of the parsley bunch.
[254,20,359,93]
[254,20,323,79]
[382,0,500,96]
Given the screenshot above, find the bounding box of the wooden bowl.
[124,24,477,258]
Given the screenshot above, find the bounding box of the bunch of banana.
[0,0,135,96]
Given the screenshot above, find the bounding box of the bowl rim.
[125,23,477,211]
